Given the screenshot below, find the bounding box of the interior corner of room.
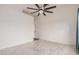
[0,4,79,55]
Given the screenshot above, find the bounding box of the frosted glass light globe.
[39,10,43,14]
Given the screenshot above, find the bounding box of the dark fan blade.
[35,4,40,8]
[45,6,56,10]
[22,10,32,16]
[37,13,40,16]
[31,10,39,14]
[45,10,53,13]
[43,12,46,16]
[27,7,38,10]
[43,4,48,8]
[22,10,27,14]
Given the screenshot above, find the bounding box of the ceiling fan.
[23,4,56,16]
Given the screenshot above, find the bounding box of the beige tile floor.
[0,40,77,55]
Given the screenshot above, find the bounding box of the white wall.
[36,5,79,45]
[0,5,34,49]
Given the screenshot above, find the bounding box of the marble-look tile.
[0,40,77,55]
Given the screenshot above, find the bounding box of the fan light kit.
[24,4,56,16]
